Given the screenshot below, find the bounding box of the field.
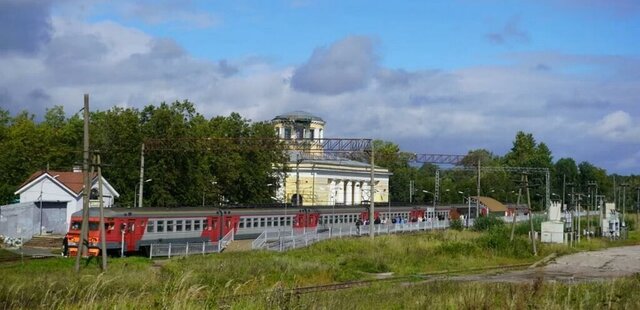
[1,225,640,309]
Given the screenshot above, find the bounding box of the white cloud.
[1,6,639,173]
[592,111,640,143]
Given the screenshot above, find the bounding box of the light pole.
[135,178,152,208]
[423,190,435,208]
[40,174,59,235]
[458,191,470,227]
[202,181,218,207]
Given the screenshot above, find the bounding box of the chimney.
[73,165,82,173]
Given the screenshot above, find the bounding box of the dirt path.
[445,245,640,284]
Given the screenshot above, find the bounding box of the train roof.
[71,205,452,219]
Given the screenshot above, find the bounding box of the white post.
[120,230,125,258]
[186,242,189,256]
[149,244,153,259]
[168,243,172,258]
[202,242,205,255]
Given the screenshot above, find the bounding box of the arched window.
[90,188,99,200]
[291,194,303,206]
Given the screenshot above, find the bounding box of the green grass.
[1,229,639,308]
[0,249,20,260]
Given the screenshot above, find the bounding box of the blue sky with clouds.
[1,0,639,173]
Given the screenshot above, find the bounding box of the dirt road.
[448,245,640,283]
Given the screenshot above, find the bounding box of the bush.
[472,215,505,232]
[450,219,464,231]
[513,215,544,235]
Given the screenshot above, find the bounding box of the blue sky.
[1,0,640,173]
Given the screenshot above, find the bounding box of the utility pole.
[587,181,597,239]
[138,143,145,208]
[75,94,90,273]
[409,180,413,204]
[566,183,575,244]
[295,153,301,206]
[636,186,639,228]
[369,142,375,239]
[96,153,107,271]
[476,158,481,217]
[576,193,583,243]
[621,183,629,228]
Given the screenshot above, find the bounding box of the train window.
[185,220,192,231]
[147,221,155,233]
[260,218,265,227]
[194,220,201,231]
[239,219,245,228]
[176,220,183,232]
[157,220,164,232]
[167,220,174,232]
[246,219,252,228]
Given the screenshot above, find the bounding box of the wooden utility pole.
[75,94,90,272]
[97,153,107,271]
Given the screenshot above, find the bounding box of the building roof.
[18,171,95,195]
[273,111,325,123]
[474,196,507,212]
[15,170,120,198]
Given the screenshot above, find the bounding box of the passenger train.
[66,205,451,256]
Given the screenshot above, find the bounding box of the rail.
[149,230,236,258]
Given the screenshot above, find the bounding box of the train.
[65,205,452,256]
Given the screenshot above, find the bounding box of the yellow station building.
[272,111,390,206]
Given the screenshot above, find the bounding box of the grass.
[0,249,20,260]
[1,229,640,308]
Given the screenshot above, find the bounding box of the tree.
[503,131,553,168]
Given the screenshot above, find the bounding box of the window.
[246,219,252,228]
[157,220,164,232]
[147,221,155,233]
[194,220,201,231]
[185,220,192,231]
[176,220,183,232]
[167,220,174,232]
[260,218,265,227]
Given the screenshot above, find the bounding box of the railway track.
[219,262,535,303]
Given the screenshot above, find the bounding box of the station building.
[272,111,391,206]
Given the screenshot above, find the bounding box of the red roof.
[19,170,98,195]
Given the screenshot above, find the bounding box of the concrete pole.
[370,142,375,239]
[97,153,107,271]
[75,94,90,272]
[138,143,145,208]
[476,158,481,218]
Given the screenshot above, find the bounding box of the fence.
[255,219,451,252]
[149,229,235,259]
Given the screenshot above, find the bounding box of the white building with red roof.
[0,168,120,240]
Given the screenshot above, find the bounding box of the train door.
[211,216,221,242]
[409,209,425,222]
[125,219,138,252]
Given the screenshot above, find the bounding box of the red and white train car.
[66,208,239,256]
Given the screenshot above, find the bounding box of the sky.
[1,0,639,174]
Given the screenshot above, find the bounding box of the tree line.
[0,101,287,207]
[374,132,640,211]
[1,102,638,210]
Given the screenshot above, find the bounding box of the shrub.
[472,215,505,232]
[450,219,464,231]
